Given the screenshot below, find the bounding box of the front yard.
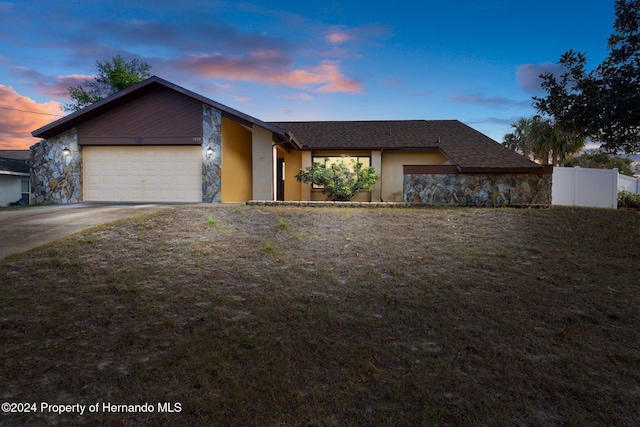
[1,206,639,426]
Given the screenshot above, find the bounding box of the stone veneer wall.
[202,105,222,202]
[404,173,552,206]
[30,128,82,204]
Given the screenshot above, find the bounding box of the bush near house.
[618,190,640,208]
[295,156,379,201]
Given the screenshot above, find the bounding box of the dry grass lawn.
[1,205,639,426]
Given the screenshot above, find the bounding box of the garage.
[30,76,299,205]
[83,145,202,202]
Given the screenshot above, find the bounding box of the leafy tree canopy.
[295,156,379,201]
[534,0,640,154]
[64,55,151,112]
[565,151,635,176]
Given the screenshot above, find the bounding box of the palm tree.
[529,116,553,164]
[551,128,586,166]
[503,116,586,166]
[503,117,534,158]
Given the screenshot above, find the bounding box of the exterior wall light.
[207,147,215,156]
[62,147,71,156]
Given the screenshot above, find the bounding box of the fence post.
[573,166,580,206]
[613,168,619,209]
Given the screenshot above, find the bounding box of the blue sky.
[0,0,617,149]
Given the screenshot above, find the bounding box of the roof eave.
[457,165,549,174]
[297,145,441,151]
[0,171,30,176]
[283,131,303,150]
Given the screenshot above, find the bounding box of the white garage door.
[83,146,202,202]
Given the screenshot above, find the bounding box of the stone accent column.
[202,105,222,202]
[30,128,82,204]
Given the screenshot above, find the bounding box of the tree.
[565,151,635,176]
[503,117,534,158]
[502,116,585,166]
[295,156,379,201]
[534,0,640,154]
[64,55,151,112]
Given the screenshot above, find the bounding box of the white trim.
[0,171,29,176]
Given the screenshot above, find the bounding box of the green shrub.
[294,156,379,201]
[618,190,640,209]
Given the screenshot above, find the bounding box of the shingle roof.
[270,120,542,172]
[0,156,29,175]
[0,150,30,160]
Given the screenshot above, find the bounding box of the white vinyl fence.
[618,173,640,194]
[552,167,637,209]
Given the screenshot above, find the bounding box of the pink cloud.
[231,96,254,103]
[10,66,91,99]
[48,74,92,98]
[515,62,566,94]
[326,31,351,44]
[179,52,362,93]
[0,85,63,150]
[324,25,390,46]
[276,93,314,101]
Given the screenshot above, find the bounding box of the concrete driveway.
[0,203,171,259]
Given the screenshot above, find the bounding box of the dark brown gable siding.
[403,165,460,175]
[78,86,203,146]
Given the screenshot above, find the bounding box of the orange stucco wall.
[277,147,302,201]
[381,150,448,201]
[222,142,449,202]
[221,117,252,202]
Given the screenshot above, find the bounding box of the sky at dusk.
[0,0,618,150]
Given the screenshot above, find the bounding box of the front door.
[276,158,285,201]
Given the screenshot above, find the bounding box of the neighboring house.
[0,150,30,207]
[31,76,551,206]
